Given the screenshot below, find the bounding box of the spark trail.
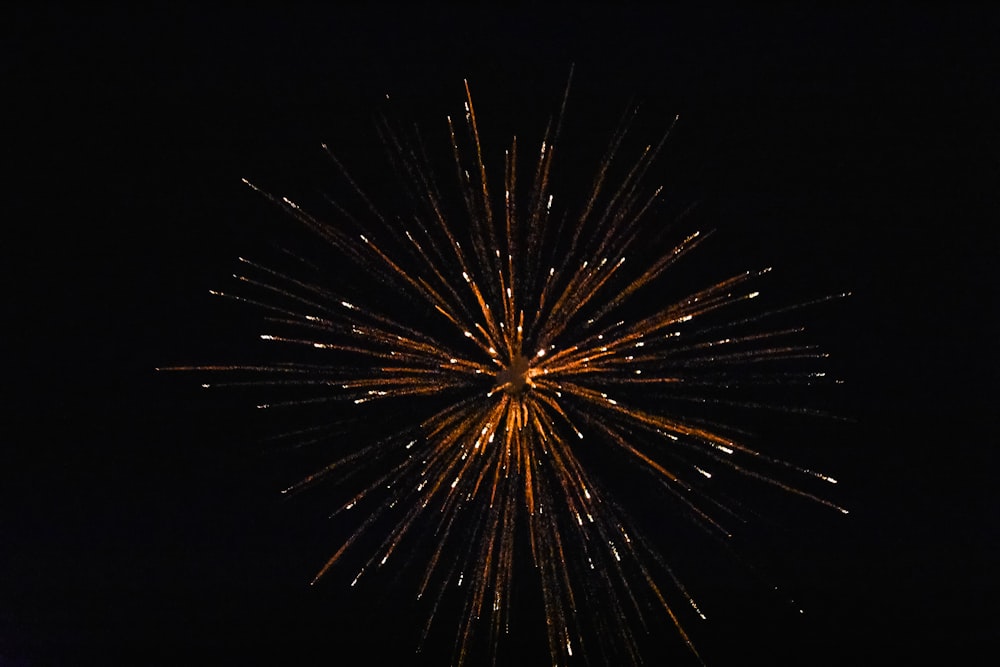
[165,73,846,665]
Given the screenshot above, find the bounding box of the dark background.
[4,5,997,666]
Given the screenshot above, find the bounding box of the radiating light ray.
[163,73,846,666]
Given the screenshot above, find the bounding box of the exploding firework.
[166,72,846,665]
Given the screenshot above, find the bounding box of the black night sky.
[4,6,997,666]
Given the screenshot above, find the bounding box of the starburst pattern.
[166,73,845,665]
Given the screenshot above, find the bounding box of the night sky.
[4,6,997,666]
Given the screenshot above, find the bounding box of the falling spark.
[164,72,846,666]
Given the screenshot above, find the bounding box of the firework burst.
[166,72,846,665]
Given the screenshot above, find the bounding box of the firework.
[165,72,845,665]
